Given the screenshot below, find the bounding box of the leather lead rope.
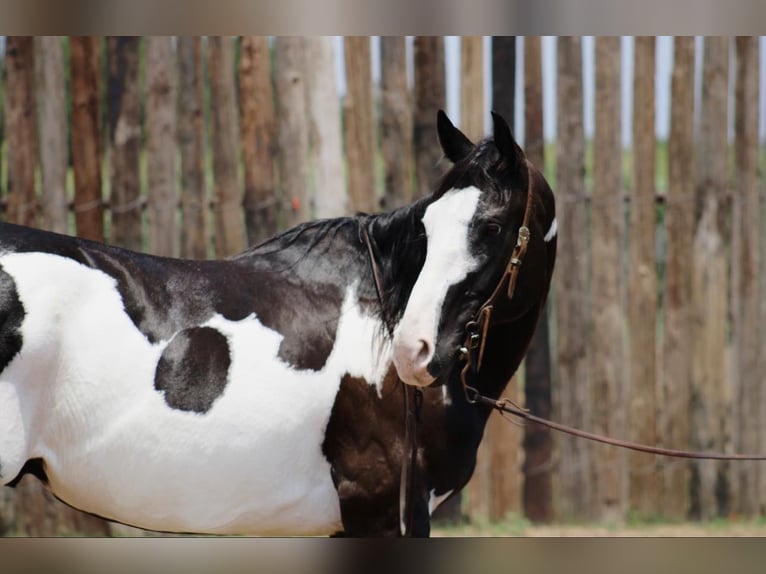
[476,394,766,461]
[359,221,422,536]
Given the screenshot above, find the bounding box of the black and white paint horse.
[0,111,556,536]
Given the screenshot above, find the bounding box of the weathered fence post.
[208,36,246,257]
[343,36,377,214]
[463,35,493,523]
[146,37,177,257]
[554,36,591,521]
[70,36,104,242]
[107,36,142,251]
[628,36,659,520]
[36,36,69,234]
[5,36,38,228]
[731,35,760,518]
[689,36,730,521]
[274,37,311,228]
[380,36,414,210]
[659,36,695,520]
[590,36,625,522]
[522,35,553,524]
[239,36,278,245]
[304,37,346,219]
[178,36,208,259]
[413,36,446,199]
[463,35,487,520]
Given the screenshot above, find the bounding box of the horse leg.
[335,482,432,537]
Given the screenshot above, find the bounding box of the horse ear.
[437,110,474,164]
[491,110,524,169]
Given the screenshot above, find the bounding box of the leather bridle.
[459,162,535,405]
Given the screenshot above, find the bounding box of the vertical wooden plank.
[689,36,730,521]
[380,36,413,210]
[462,35,492,523]
[627,36,658,519]
[239,36,277,244]
[492,36,516,124]
[590,36,625,522]
[207,36,245,257]
[554,36,590,521]
[522,35,553,524]
[35,36,68,234]
[413,36,446,198]
[488,35,523,523]
[5,36,38,227]
[460,36,484,140]
[305,37,346,218]
[731,36,760,517]
[274,37,311,228]
[70,36,104,241]
[107,36,142,251]
[145,37,177,257]
[178,36,208,259]
[343,36,377,214]
[660,36,695,520]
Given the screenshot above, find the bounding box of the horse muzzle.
[392,333,437,387]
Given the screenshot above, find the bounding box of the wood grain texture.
[35,36,68,234]
[107,36,142,251]
[239,36,278,245]
[554,36,591,521]
[590,36,625,522]
[305,37,346,219]
[659,36,694,520]
[380,36,414,210]
[5,36,38,228]
[413,37,446,198]
[627,36,658,519]
[343,36,377,214]
[689,36,730,521]
[208,36,245,257]
[70,36,104,241]
[274,37,311,229]
[178,36,208,259]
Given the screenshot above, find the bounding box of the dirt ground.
[432,520,766,537]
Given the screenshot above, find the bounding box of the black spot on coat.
[0,264,25,373]
[154,326,231,413]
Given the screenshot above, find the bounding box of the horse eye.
[482,222,503,238]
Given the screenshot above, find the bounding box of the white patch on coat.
[393,187,481,385]
[441,385,451,406]
[0,252,391,535]
[544,217,557,242]
[428,489,454,514]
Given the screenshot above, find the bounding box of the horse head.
[392,110,557,387]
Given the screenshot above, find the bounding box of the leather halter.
[459,162,535,404]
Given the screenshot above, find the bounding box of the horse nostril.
[415,339,433,367]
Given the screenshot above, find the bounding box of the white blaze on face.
[392,187,482,386]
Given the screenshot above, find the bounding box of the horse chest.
[0,251,391,534]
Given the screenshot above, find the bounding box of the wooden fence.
[0,36,763,534]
